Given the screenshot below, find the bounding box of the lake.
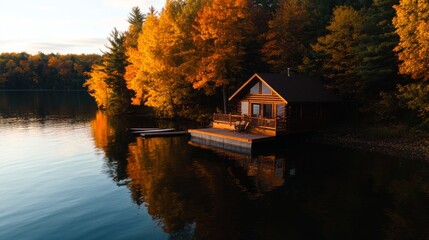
[0,91,428,240]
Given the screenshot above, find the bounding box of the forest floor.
[307,125,429,161]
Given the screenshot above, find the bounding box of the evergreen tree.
[125,6,146,50]
[103,28,134,114]
[355,0,399,100]
[312,5,364,103]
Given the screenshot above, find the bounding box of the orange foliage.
[393,0,429,81]
[83,64,111,109]
[191,0,253,94]
[89,111,115,149]
[261,0,309,72]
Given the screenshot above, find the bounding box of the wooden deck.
[188,128,275,154]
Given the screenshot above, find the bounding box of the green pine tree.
[355,0,399,100]
[103,28,134,114]
[125,6,146,50]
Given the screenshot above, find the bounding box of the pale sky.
[0,0,165,54]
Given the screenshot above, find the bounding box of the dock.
[188,128,275,154]
[141,131,189,138]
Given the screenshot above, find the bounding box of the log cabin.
[212,73,339,136]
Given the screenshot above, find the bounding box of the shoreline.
[306,128,429,161]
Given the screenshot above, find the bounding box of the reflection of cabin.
[213,73,339,136]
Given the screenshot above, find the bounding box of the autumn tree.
[191,0,253,113]
[124,6,146,106]
[83,63,110,108]
[261,0,310,73]
[126,1,197,118]
[393,0,429,81]
[393,0,429,123]
[253,0,279,13]
[125,12,159,108]
[312,5,364,103]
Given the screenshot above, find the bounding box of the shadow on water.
[89,111,429,240]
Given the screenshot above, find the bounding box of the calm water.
[0,91,428,240]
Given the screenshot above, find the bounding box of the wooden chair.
[233,121,241,132]
[239,121,249,133]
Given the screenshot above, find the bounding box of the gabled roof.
[229,73,339,103]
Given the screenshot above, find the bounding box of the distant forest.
[2,0,428,126]
[0,52,101,90]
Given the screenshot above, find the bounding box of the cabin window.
[263,104,273,118]
[276,104,285,118]
[249,81,272,94]
[241,101,249,115]
[250,82,259,94]
[261,83,271,94]
[252,104,261,117]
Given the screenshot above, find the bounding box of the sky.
[0,0,165,55]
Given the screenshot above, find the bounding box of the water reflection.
[88,111,429,240]
[189,141,290,196]
[89,111,134,183]
[0,90,97,118]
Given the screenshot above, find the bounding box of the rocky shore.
[307,128,429,161]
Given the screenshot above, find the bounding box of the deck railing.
[213,113,281,130]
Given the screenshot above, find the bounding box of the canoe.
[141,131,189,138]
[132,128,175,134]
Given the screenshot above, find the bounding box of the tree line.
[84,0,427,126]
[0,52,101,90]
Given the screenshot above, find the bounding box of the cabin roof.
[229,73,339,103]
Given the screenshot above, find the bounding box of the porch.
[212,113,287,136]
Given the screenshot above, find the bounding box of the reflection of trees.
[90,122,429,239]
[90,111,133,182]
[188,141,289,197]
[383,163,429,240]
[126,137,257,239]
[279,146,429,240]
[0,91,97,118]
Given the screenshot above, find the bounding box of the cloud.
[26,38,107,54]
[103,0,164,11]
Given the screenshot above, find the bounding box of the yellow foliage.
[89,111,115,149]
[125,3,196,117]
[83,64,111,109]
[393,0,429,81]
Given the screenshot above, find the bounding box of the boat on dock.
[141,131,189,138]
